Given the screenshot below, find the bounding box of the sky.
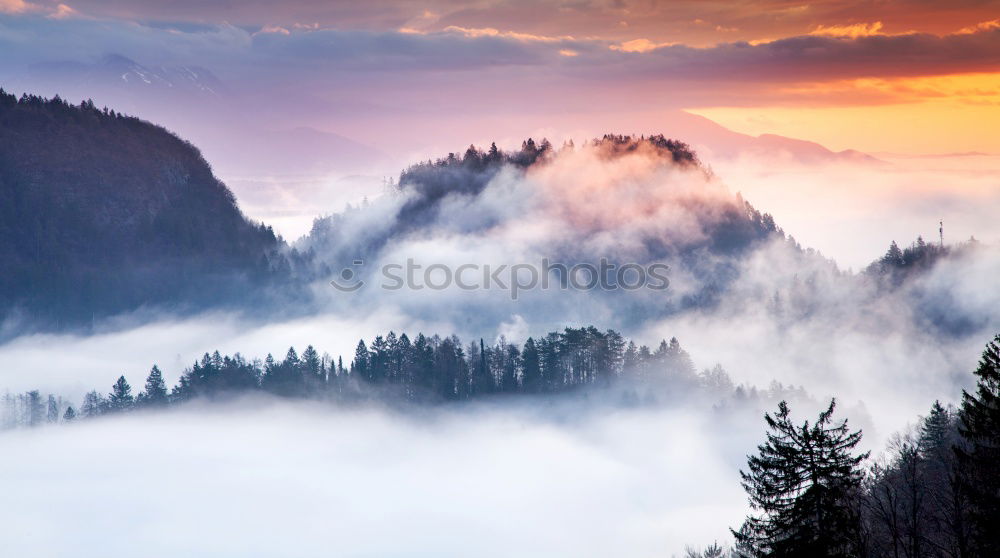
[1,0,999,157]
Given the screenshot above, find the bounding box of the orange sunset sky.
[1,0,998,155]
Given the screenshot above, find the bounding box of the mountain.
[23,54,225,99]
[187,125,388,178]
[11,54,386,177]
[658,111,883,165]
[302,134,801,328]
[0,91,303,330]
[10,54,875,176]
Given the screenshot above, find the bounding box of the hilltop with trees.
[0,91,307,329]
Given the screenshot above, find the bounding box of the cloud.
[597,29,1000,83]
[47,3,76,18]
[254,23,290,36]
[31,0,1000,48]
[0,0,37,14]
[609,38,675,53]
[1,11,997,77]
[957,19,1000,34]
[809,21,885,39]
[0,0,27,13]
[439,25,573,43]
[0,399,760,557]
[1,10,999,128]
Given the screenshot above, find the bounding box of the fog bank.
[0,400,756,557]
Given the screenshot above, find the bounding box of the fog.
[709,153,1000,269]
[1,143,998,557]
[1,399,760,557]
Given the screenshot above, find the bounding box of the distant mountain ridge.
[25,54,225,98]
[5,54,877,178]
[661,111,883,165]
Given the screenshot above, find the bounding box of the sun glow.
[688,73,1000,154]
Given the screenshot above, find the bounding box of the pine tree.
[884,241,904,267]
[139,365,169,408]
[485,141,501,164]
[81,390,106,418]
[916,401,972,558]
[46,394,59,423]
[301,345,322,381]
[369,336,387,383]
[919,400,952,455]
[521,337,541,392]
[107,375,134,412]
[957,334,1000,556]
[63,406,76,421]
[734,399,868,558]
[351,340,369,380]
[472,338,493,395]
[25,390,44,426]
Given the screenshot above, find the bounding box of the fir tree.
[957,334,1000,556]
[81,390,106,418]
[485,141,501,164]
[25,390,44,426]
[301,345,322,381]
[734,399,868,558]
[917,401,972,558]
[884,241,904,267]
[63,406,76,421]
[352,340,370,380]
[107,375,135,412]
[138,365,169,408]
[46,394,59,423]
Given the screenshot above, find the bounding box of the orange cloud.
[441,25,572,43]
[0,0,33,14]
[957,20,1000,35]
[809,21,885,39]
[609,38,674,53]
[48,3,78,18]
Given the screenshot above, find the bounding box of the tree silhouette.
[734,400,868,558]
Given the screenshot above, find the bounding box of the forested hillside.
[0,91,304,327]
[0,325,807,426]
[307,134,783,263]
[690,334,1000,558]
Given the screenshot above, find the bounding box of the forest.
[684,334,1000,558]
[3,324,999,558]
[1,325,763,423]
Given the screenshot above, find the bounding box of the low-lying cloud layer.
[0,400,760,557]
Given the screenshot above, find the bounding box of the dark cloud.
[20,0,1000,46]
[2,12,997,159]
[3,12,999,81]
[599,29,1000,82]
